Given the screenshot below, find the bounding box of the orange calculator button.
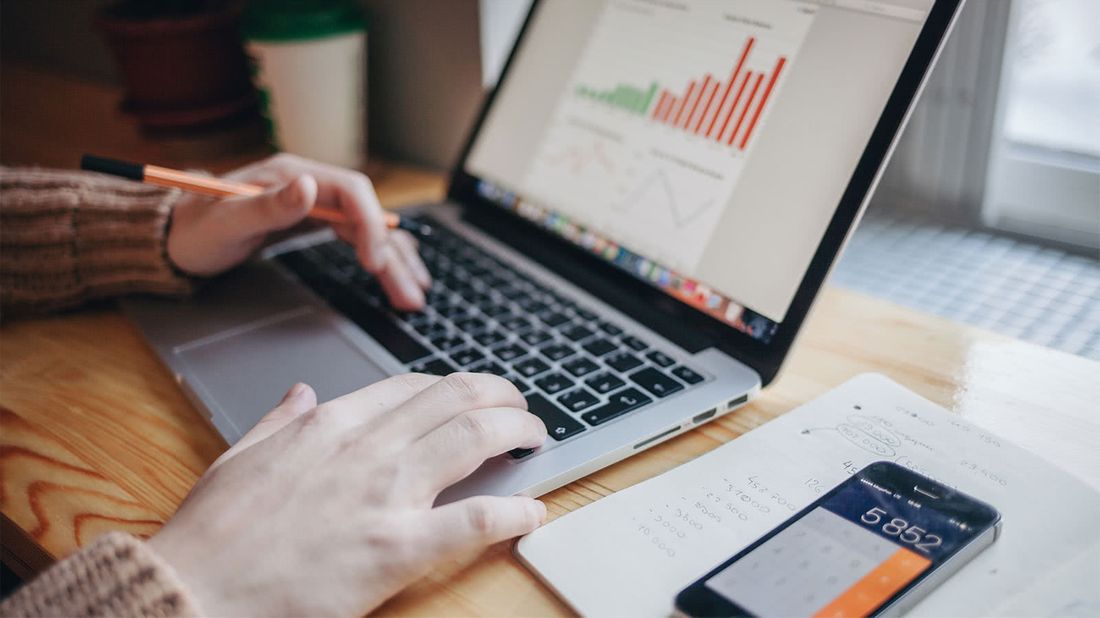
[812,548,931,618]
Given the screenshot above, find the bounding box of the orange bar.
[728,73,764,146]
[694,78,721,134]
[660,94,678,123]
[739,56,787,150]
[685,74,713,129]
[717,71,753,144]
[812,548,931,618]
[707,37,755,138]
[651,91,669,120]
[674,80,697,127]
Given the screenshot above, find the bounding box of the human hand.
[166,153,431,311]
[149,373,547,617]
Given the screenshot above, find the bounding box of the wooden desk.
[3,67,1099,615]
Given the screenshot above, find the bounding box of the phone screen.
[702,473,985,617]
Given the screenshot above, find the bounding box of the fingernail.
[402,278,425,306]
[531,499,548,524]
[281,383,306,403]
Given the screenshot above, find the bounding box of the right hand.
[149,373,547,617]
[167,153,431,311]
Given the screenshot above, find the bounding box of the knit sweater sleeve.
[0,532,203,618]
[0,167,193,316]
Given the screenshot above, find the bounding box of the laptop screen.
[465,0,935,344]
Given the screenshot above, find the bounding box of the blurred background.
[1,0,1097,360]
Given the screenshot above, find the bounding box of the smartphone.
[675,461,1001,617]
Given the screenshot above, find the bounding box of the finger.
[222,174,318,237]
[301,167,387,271]
[211,383,316,468]
[327,372,443,427]
[406,407,546,497]
[391,230,431,289]
[370,372,528,444]
[422,496,546,560]
[374,241,426,311]
[228,155,388,270]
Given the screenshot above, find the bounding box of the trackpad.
[176,310,389,443]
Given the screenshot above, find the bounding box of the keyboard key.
[493,343,527,362]
[558,388,599,412]
[431,335,466,351]
[436,304,469,319]
[574,307,598,320]
[535,372,574,395]
[581,387,653,426]
[562,324,595,342]
[540,343,575,362]
[606,351,643,372]
[621,335,648,351]
[586,372,625,394]
[520,330,552,346]
[646,350,675,368]
[414,321,447,337]
[582,338,617,357]
[514,357,551,378]
[482,303,512,317]
[540,312,571,327]
[630,367,684,398]
[598,321,623,336]
[474,331,507,347]
[562,356,599,377]
[672,365,705,384]
[519,299,549,313]
[470,361,508,376]
[413,357,457,376]
[453,316,487,333]
[500,316,534,331]
[449,347,485,367]
[525,394,586,441]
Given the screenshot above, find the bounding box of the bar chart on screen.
[522,0,816,273]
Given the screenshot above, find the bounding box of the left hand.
[166,153,431,311]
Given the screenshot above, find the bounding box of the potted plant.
[97,0,257,130]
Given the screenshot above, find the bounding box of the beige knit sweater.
[1,167,193,316]
[1,168,200,616]
[0,533,202,617]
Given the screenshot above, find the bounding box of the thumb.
[231,174,318,235]
[210,383,317,469]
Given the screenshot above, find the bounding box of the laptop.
[123,0,962,502]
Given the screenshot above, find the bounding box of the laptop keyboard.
[275,217,706,458]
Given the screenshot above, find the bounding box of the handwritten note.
[516,374,1100,617]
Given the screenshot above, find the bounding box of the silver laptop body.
[124,203,760,501]
[122,0,961,503]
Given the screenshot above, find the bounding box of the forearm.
[0,532,202,618]
[0,167,193,317]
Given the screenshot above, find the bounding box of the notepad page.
[516,373,1100,617]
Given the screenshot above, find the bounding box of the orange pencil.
[80,155,430,235]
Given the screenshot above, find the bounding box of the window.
[983,0,1100,250]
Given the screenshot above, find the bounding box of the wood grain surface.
[2,65,1098,616]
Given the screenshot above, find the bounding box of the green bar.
[613,86,627,106]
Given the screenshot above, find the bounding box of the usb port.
[693,408,716,424]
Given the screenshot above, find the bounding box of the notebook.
[516,374,1100,617]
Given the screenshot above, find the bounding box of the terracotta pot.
[97,3,257,129]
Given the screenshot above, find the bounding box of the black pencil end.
[81,154,144,180]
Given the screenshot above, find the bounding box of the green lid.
[243,0,366,42]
